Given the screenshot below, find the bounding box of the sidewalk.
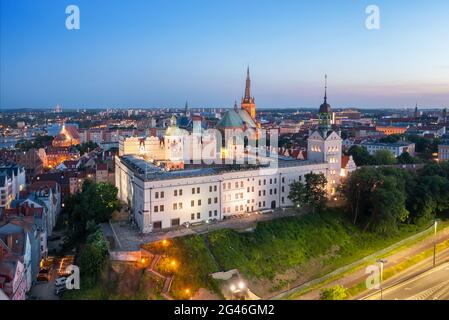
[108,209,297,251]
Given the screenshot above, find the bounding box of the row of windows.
[153,176,308,201]
[155,185,218,199]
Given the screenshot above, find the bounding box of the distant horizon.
[1,105,447,112]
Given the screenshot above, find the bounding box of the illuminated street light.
[238,281,245,290]
[376,259,387,300]
[433,219,440,267]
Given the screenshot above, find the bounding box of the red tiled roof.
[341,155,350,168]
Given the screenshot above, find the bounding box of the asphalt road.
[363,262,449,300]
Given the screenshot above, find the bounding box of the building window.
[191,213,195,220]
[191,200,194,207]
[274,188,277,194]
[214,197,218,203]
[208,198,212,205]
[154,206,158,213]
[153,221,162,229]
[173,203,177,210]
[174,190,178,196]
[282,177,285,183]
[270,179,272,184]
[171,218,180,227]
[160,191,164,198]
[214,210,217,216]
[223,183,226,190]
[269,189,272,195]
[160,205,164,212]
[240,181,243,187]
[198,199,201,206]
[192,188,195,194]
[214,185,217,191]
[179,202,183,209]
[209,186,212,192]
[179,189,182,196]
[209,211,212,217]
[274,178,277,184]
[197,212,200,219]
[197,187,200,193]
[155,192,159,199]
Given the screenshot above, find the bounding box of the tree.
[304,173,328,212]
[288,180,307,208]
[347,145,373,166]
[341,167,410,233]
[64,181,120,247]
[379,134,403,143]
[288,173,327,213]
[320,285,348,300]
[397,152,416,164]
[372,150,397,165]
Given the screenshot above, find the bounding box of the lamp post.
[433,219,439,268]
[376,259,387,300]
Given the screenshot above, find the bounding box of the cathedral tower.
[241,67,256,119]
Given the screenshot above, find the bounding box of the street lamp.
[376,259,387,300]
[433,219,439,268]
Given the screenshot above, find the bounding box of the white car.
[55,277,67,287]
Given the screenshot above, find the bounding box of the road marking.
[406,279,449,300]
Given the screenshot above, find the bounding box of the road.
[284,226,449,300]
[363,262,449,300]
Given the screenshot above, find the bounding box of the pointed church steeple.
[324,74,328,104]
[241,66,256,119]
[244,66,251,101]
[184,101,189,116]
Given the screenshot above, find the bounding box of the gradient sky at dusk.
[1,0,449,109]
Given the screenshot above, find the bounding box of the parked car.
[55,277,67,287]
[37,269,50,282]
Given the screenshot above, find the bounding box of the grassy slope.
[145,210,428,298]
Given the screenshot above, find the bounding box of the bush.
[320,285,348,300]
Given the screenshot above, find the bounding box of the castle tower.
[241,67,256,119]
[318,75,332,138]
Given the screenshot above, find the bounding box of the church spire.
[324,74,328,103]
[244,66,251,100]
[184,101,189,116]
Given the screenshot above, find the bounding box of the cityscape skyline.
[1,0,449,109]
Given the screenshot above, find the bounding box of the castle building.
[115,73,347,233]
[307,75,342,194]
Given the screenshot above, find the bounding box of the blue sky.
[1,0,448,109]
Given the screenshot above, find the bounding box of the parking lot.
[29,255,75,300]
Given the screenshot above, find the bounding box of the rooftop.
[120,154,325,181]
